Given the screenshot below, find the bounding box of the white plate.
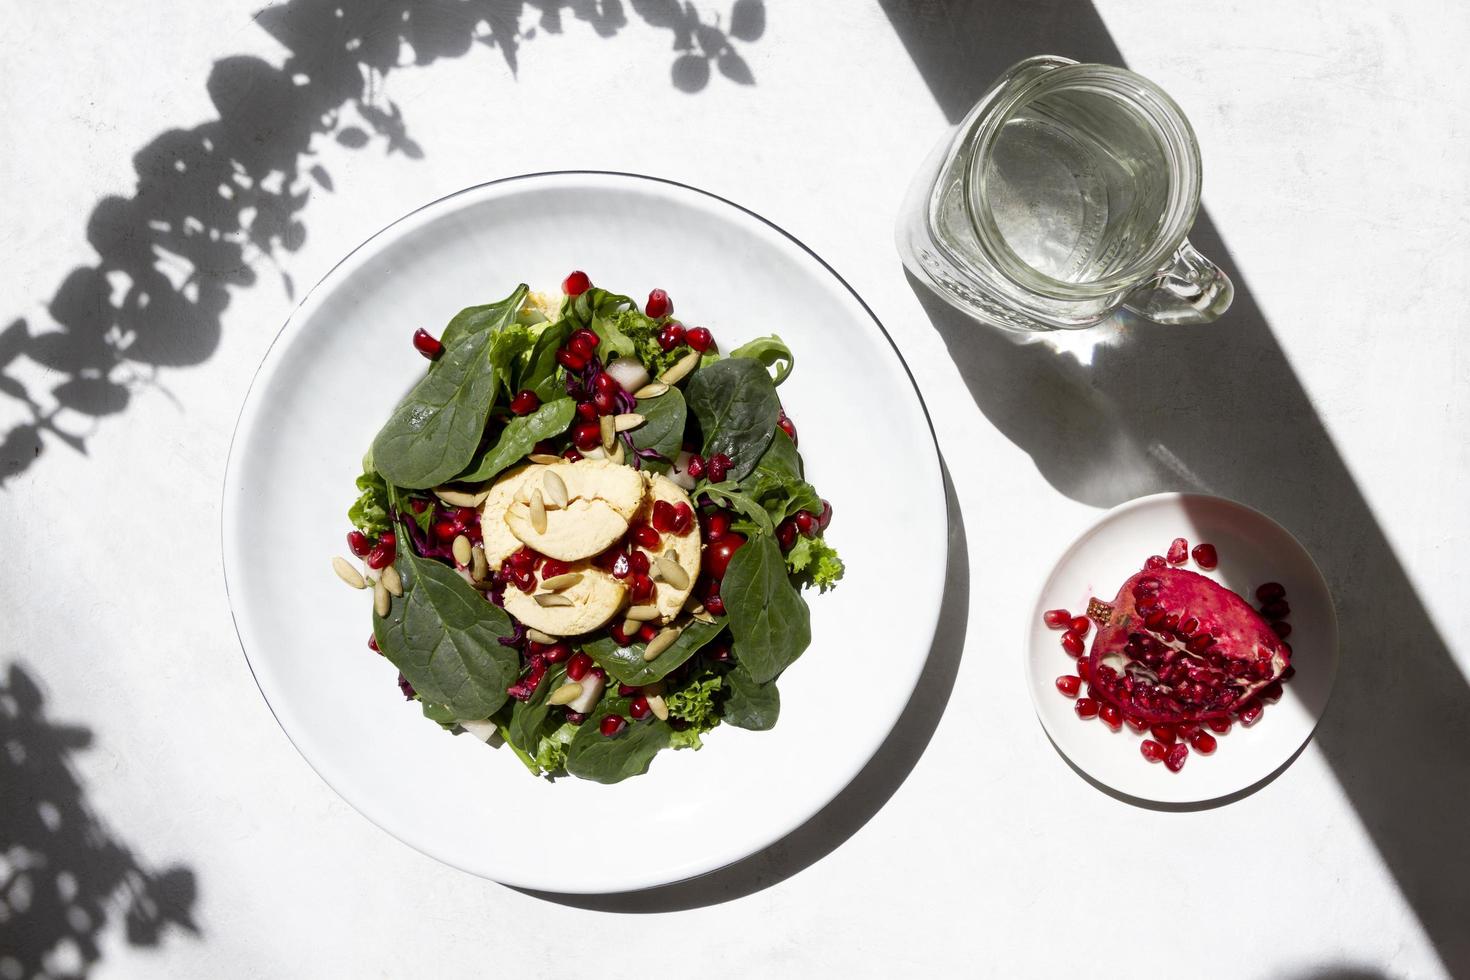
[1025,493,1338,804]
[222,172,946,891]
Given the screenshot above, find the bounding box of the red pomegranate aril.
[704,595,725,615]
[1145,555,1168,569]
[1075,698,1100,719]
[1205,716,1232,734]
[566,652,593,682]
[627,550,650,575]
[1061,630,1085,657]
[638,623,658,643]
[565,710,587,724]
[570,337,597,362]
[1043,609,1072,629]
[562,270,592,296]
[1261,599,1291,620]
[575,401,598,421]
[629,574,655,602]
[631,523,661,550]
[685,454,706,479]
[1055,675,1082,697]
[1068,616,1091,637]
[609,623,633,646]
[1125,712,1147,733]
[600,715,628,737]
[527,641,550,657]
[1151,724,1177,745]
[540,558,572,580]
[556,348,588,372]
[1140,739,1167,762]
[593,371,620,396]
[515,571,536,592]
[1185,633,1215,655]
[1166,537,1189,564]
[409,497,429,514]
[706,453,731,483]
[509,390,541,416]
[1259,680,1284,703]
[1189,730,1217,754]
[1270,619,1292,639]
[656,322,686,351]
[1237,700,1264,726]
[1281,664,1296,681]
[367,542,394,569]
[571,421,602,450]
[593,390,617,415]
[818,499,833,530]
[777,415,798,446]
[412,327,443,359]
[563,448,583,462]
[1099,704,1123,731]
[1191,543,1218,569]
[367,634,379,653]
[776,520,798,552]
[380,531,396,548]
[1164,742,1189,772]
[1077,659,1091,682]
[651,500,678,533]
[572,327,600,349]
[629,696,652,720]
[686,326,713,352]
[703,510,729,541]
[671,502,695,535]
[793,510,818,538]
[1256,581,1286,602]
[705,533,746,579]
[542,643,572,664]
[645,288,672,319]
[617,683,638,696]
[347,530,371,557]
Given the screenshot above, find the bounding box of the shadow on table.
[521,458,967,911]
[0,0,763,486]
[1,663,199,978]
[879,0,1470,974]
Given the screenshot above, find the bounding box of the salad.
[332,273,843,783]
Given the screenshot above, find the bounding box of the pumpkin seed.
[547,682,584,706]
[434,486,489,508]
[332,557,367,589]
[633,381,669,399]
[539,572,583,591]
[373,580,390,617]
[609,440,625,465]
[530,489,547,533]
[526,628,560,644]
[624,604,660,622]
[470,545,488,582]
[451,534,472,567]
[380,563,404,597]
[658,349,701,385]
[528,453,563,465]
[621,617,641,636]
[652,556,690,590]
[612,412,645,432]
[600,414,616,452]
[543,470,569,508]
[645,694,669,721]
[534,593,574,607]
[642,627,682,661]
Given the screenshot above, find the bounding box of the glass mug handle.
[1122,240,1234,325]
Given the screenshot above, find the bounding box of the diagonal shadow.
[521,458,967,911]
[0,0,764,486]
[879,1,1470,974]
[1,663,199,978]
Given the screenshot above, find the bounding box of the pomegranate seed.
[1260,680,1284,703]
[1068,616,1090,637]
[1144,609,1169,630]
[1185,633,1215,654]
[704,595,725,615]
[777,415,798,446]
[793,510,818,538]
[526,641,549,656]
[600,715,628,737]
[412,328,443,359]
[629,574,655,602]
[565,710,587,724]
[575,401,598,421]
[818,499,833,530]
[1261,599,1291,620]
[686,326,713,352]
[347,530,371,557]
[684,454,706,479]
[1150,724,1177,745]
[1206,716,1232,733]
[572,328,600,350]
[593,390,617,415]
[367,634,379,652]
[367,542,394,569]
[1164,743,1189,772]
[703,510,729,541]
[706,642,732,662]
[668,503,693,535]
[562,448,583,462]
[1055,675,1081,697]
[1140,739,1166,762]
[1237,700,1264,726]
[1191,543,1218,568]
[569,335,595,360]
[645,288,672,319]
[638,623,658,643]
[1077,659,1091,682]
[627,550,650,575]
[1061,630,1085,657]
[1270,620,1292,639]
[540,558,572,579]
[656,322,686,351]
[651,500,678,533]
[566,652,593,681]
[1145,555,1168,569]
[508,548,536,571]
[609,623,633,645]
[1255,581,1286,602]
[1125,713,1148,733]
[1166,537,1189,564]
[562,270,592,296]
[556,348,588,372]
[571,421,602,450]
[776,520,798,552]
[543,643,572,664]
[630,696,651,719]
[632,524,661,550]
[514,571,536,592]
[1074,698,1099,719]
[509,390,540,416]
[1281,664,1297,681]
[1043,609,1072,629]
[409,497,429,513]
[707,453,731,483]
[1099,704,1122,730]
[617,683,638,696]
[1189,730,1217,754]
[705,533,746,579]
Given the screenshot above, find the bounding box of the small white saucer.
[1025,493,1338,805]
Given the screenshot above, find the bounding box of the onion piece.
[458,718,498,742]
[668,451,697,491]
[604,357,650,394]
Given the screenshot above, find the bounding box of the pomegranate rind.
[1085,566,1290,725]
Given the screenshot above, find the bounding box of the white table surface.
[4,1,1468,977]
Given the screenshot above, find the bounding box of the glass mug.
[898,56,1233,332]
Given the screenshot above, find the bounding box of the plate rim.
[1022,490,1340,805]
[220,170,949,890]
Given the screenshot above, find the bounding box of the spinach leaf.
[685,357,781,482]
[508,664,567,750]
[752,426,801,481]
[456,397,575,483]
[565,697,673,784]
[520,319,572,401]
[721,535,810,684]
[742,429,822,527]
[629,388,686,473]
[371,285,528,488]
[722,665,780,730]
[420,700,458,727]
[373,543,520,718]
[729,334,794,386]
[583,617,727,686]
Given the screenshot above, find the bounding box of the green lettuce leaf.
[347,467,390,536]
[787,534,845,591]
